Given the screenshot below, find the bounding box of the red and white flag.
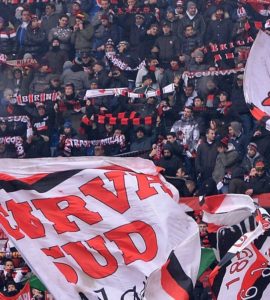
[0,157,200,300]
[244,30,270,125]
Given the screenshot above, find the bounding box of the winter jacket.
[71,23,94,53]
[241,152,264,174]
[29,71,55,94]
[154,33,180,64]
[156,155,182,176]
[24,26,47,57]
[180,33,202,56]
[0,26,16,55]
[41,12,60,36]
[195,141,218,181]
[248,173,270,195]
[170,116,200,151]
[178,12,206,39]
[61,65,89,92]
[43,49,69,74]
[205,16,233,44]
[212,144,239,184]
[135,66,163,88]
[48,26,73,52]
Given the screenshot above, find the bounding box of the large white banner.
[0,157,200,300]
[244,30,270,119]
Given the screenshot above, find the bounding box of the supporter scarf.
[183,67,245,80]
[0,56,37,67]
[0,115,33,138]
[16,92,59,104]
[93,113,154,126]
[0,136,25,158]
[63,135,126,156]
[85,88,161,99]
[105,53,146,71]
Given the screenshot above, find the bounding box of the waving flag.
[205,194,270,299]
[244,30,270,127]
[0,157,200,300]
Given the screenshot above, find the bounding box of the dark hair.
[46,3,56,10]
[184,24,193,30]
[184,105,193,111]
[206,128,215,135]
[220,91,229,98]
[185,83,195,89]
[4,258,13,265]
[59,14,69,20]
[166,132,176,138]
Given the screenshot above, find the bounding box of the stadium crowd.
[1,0,270,298]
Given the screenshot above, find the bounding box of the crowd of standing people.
[1,0,270,298]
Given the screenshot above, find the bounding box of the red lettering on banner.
[0,205,24,240]
[105,221,158,265]
[32,196,102,234]
[219,43,228,51]
[80,171,130,214]
[210,44,219,52]
[134,174,173,200]
[62,236,118,279]
[42,246,78,283]
[6,200,45,239]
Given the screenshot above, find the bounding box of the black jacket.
[154,33,180,64]
[195,140,218,181]
[24,26,47,57]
